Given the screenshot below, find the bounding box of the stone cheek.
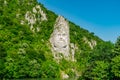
[50,16,70,59]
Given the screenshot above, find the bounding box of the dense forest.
[0,0,120,79]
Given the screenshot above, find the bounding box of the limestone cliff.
[23,5,47,32]
[50,16,70,60]
[0,0,104,79]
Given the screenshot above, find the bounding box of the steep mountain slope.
[0,0,106,79]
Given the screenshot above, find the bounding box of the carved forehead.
[54,29,67,34]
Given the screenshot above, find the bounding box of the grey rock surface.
[50,16,70,60]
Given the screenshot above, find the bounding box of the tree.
[81,41,114,79]
[0,44,7,78]
[113,36,120,57]
[83,61,110,80]
[40,60,60,78]
[111,36,120,79]
[111,55,120,79]
[90,41,114,62]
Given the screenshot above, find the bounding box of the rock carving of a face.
[54,31,67,49]
[50,16,70,58]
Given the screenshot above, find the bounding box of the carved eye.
[63,45,67,48]
[58,34,61,36]
[54,45,57,47]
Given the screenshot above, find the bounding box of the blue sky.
[38,0,120,42]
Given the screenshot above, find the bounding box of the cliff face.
[24,5,47,32]
[0,0,104,79]
[50,16,70,60]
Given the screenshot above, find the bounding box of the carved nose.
[60,37,62,40]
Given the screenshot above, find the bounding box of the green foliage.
[111,36,120,79]
[113,36,120,56]
[80,41,114,79]
[89,61,109,80]
[0,43,7,78]
[90,41,114,62]
[0,0,58,79]
[112,55,120,78]
[1,0,119,79]
[40,60,60,78]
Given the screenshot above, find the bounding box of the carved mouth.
[54,44,67,48]
[54,41,67,48]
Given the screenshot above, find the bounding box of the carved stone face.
[53,31,68,49]
[50,16,70,59]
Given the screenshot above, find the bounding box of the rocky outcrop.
[23,5,47,32]
[50,16,70,60]
[83,37,97,49]
[70,43,78,62]
[33,5,47,21]
[61,71,69,79]
[25,11,36,32]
